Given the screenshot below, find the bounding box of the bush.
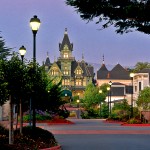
[127,118,141,124]
[0,125,58,150]
[58,109,70,119]
[81,111,90,119]
[81,108,99,119]
[23,110,52,122]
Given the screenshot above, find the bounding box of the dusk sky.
[1,0,150,69]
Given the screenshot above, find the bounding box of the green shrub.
[23,113,51,122]
[81,111,90,119]
[127,118,141,124]
[81,108,99,119]
[58,109,70,119]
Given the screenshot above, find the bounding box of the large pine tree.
[0,33,11,60]
[66,0,150,34]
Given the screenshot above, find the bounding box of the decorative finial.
[54,56,56,62]
[65,28,67,34]
[103,54,105,64]
[82,53,84,60]
[47,52,49,57]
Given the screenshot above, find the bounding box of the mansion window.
[76,79,82,86]
[62,79,70,85]
[76,69,82,75]
[64,70,69,75]
[63,53,68,58]
[139,82,141,91]
[51,70,59,76]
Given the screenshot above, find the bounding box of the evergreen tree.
[0,34,11,60]
[66,0,150,34]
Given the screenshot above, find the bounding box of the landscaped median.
[40,145,61,150]
[121,123,150,126]
[104,119,150,126]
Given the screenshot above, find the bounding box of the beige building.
[96,60,133,105]
[132,68,150,106]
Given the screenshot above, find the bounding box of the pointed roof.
[71,60,94,77]
[97,60,109,79]
[45,52,51,67]
[110,64,130,80]
[59,28,73,51]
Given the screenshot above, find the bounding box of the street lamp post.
[19,45,26,133]
[76,99,80,119]
[30,15,41,62]
[107,87,110,115]
[109,81,112,115]
[130,73,134,118]
[99,90,102,118]
[30,15,41,128]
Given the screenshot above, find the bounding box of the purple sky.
[1,0,150,69]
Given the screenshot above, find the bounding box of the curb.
[121,123,150,126]
[40,145,61,150]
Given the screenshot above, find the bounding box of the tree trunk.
[20,99,23,134]
[9,95,14,144]
[15,105,18,130]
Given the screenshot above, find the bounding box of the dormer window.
[76,69,82,75]
[64,53,68,58]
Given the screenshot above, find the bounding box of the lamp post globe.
[19,45,26,62]
[30,15,41,34]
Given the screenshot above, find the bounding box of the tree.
[0,34,11,60]
[133,62,150,72]
[66,0,150,34]
[0,59,9,105]
[137,86,150,110]
[83,83,101,108]
[0,54,28,143]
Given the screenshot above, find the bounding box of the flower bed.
[46,118,74,125]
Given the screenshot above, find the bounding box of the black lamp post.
[77,99,80,119]
[30,15,41,62]
[30,15,41,128]
[107,87,110,115]
[130,73,134,118]
[19,45,26,133]
[109,81,112,115]
[99,90,102,118]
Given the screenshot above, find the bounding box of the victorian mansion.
[44,29,94,98]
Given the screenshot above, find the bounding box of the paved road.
[38,119,150,150]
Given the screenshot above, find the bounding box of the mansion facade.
[44,28,94,98]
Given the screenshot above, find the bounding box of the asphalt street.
[38,119,150,150]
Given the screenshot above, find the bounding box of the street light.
[19,45,26,63]
[30,15,41,128]
[76,99,80,119]
[107,87,110,115]
[30,15,41,62]
[99,90,102,118]
[109,81,112,115]
[19,45,26,133]
[130,73,134,118]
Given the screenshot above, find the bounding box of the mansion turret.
[44,28,94,98]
